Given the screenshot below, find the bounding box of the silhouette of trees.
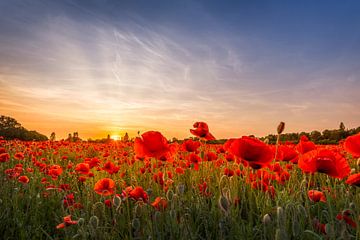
[0,115,48,141]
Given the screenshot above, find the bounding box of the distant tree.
[50,132,56,141]
[0,116,21,129]
[66,133,72,142]
[0,115,48,141]
[310,131,322,142]
[339,122,346,131]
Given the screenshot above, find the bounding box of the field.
[0,125,359,240]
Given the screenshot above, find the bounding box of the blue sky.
[0,0,359,139]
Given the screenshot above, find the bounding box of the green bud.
[89,216,99,229]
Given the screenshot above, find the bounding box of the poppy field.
[0,122,360,240]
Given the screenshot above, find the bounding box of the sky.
[0,0,360,140]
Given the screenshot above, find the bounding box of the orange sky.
[1,1,360,140]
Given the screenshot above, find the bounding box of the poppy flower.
[344,133,360,157]
[205,152,217,161]
[74,163,90,175]
[224,168,234,177]
[336,210,357,228]
[14,152,24,160]
[129,186,148,202]
[345,173,360,187]
[134,131,171,160]
[182,139,200,152]
[56,215,78,229]
[190,122,215,141]
[94,178,116,196]
[0,153,10,163]
[296,136,316,154]
[102,161,120,174]
[151,197,168,210]
[308,190,326,203]
[229,136,274,169]
[298,149,350,179]
[277,145,298,163]
[18,175,29,184]
[47,165,63,179]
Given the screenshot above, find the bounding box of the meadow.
[0,122,359,240]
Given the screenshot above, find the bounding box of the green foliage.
[261,123,360,144]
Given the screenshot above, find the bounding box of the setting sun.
[110,135,120,141]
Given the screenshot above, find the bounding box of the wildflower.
[56,215,78,229]
[14,152,24,160]
[94,178,116,196]
[74,163,90,175]
[0,153,10,163]
[344,133,360,157]
[129,186,148,202]
[229,136,274,169]
[190,122,215,141]
[151,197,168,210]
[296,135,316,154]
[336,210,357,228]
[182,139,200,152]
[308,190,327,203]
[134,131,172,160]
[345,173,360,187]
[298,149,350,179]
[18,175,29,184]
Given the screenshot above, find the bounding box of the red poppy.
[94,178,116,196]
[102,161,120,174]
[224,168,234,177]
[345,173,360,187]
[14,152,24,160]
[47,165,63,179]
[336,210,357,228]
[277,145,298,163]
[151,197,168,211]
[182,139,201,152]
[190,122,215,141]
[134,131,171,160]
[296,135,316,154]
[0,147,5,154]
[205,152,217,161]
[74,163,90,175]
[188,153,201,170]
[129,186,148,202]
[229,136,274,169]
[18,175,29,184]
[0,153,10,163]
[344,133,360,157]
[298,149,350,179]
[308,190,326,203]
[63,193,75,207]
[56,215,78,229]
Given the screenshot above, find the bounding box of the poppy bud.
[131,218,141,231]
[177,184,185,195]
[89,216,99,229]
[276,206,285,227]
[166,190,174,201]
[133,204,142,217]
[113,195,122,209]
[262,214,271,225]
[277,122,285,134]
[77,218,85,226]
[218,195,230,214]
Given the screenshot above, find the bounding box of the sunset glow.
[0,1,359,140]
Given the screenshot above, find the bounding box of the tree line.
[0,115,48,141]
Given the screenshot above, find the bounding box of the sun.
[110,135,120,141]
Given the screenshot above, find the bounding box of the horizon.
[1,0,360,140]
